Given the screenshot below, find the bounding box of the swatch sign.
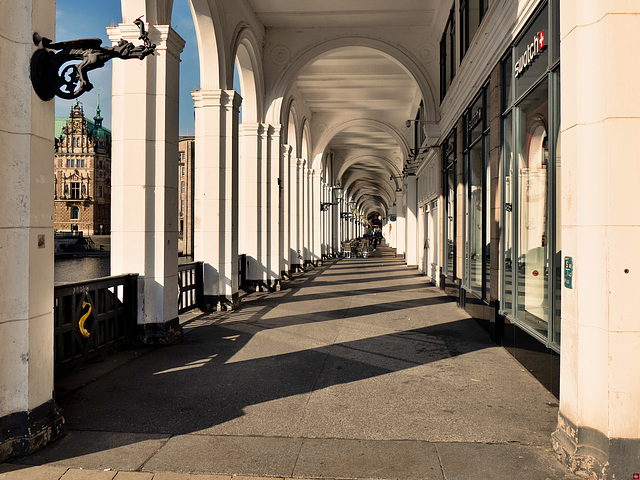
[515,30,546,78]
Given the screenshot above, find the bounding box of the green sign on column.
[564,256,573,289]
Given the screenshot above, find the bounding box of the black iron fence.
[178,261,203,313]
[238,254,247,290]
[54,274,138,374]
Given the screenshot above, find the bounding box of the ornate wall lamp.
[320,185,344,211]
[31,17,155,101]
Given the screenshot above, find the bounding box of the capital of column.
[297,158,305,169]
[192,89,242,109]
[283,144,293,158]
[240,122,265,136]
[268,124,282,137]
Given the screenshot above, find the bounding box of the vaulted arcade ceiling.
[244,0,445,216]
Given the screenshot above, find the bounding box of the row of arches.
[110,0,439,319]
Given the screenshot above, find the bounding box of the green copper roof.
[55,100,111,140]
[54,116,111,140]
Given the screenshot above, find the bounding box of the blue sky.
[55,0,201,136]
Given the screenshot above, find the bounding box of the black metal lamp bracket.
[31,17,155,101]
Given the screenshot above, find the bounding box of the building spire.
[94,95,103,128]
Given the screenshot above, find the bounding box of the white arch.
[231,24,264,122]
[311,118,410,171]
[266,36,437,126]
[343,177,395,210]
[188,0,226,90]
[286,100,300,155]
[301,119,312,162]
[336,154,402,182]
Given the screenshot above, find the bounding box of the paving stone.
[292,438,444,480]
[16,431,169,472]
[60,469,116,480]
[113,472,154,480]
[152,473,231,480]
[436,443,583,480]
[142,435,301,477]
[0,464,68,480]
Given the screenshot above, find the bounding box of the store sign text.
[514,30,546,78]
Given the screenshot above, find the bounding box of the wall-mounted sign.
[564,256,573,289]
[514,3,549,98]
[515,30,546,78]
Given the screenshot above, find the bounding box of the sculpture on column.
[31,17,156,101]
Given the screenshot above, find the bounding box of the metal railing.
[54,274,138,374]
[178,261,203,314]
[238,254,247,290]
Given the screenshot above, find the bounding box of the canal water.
[54,256,194,285]
[55,256,110,285]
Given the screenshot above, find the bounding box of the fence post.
[196,262,205,311]
[125,274,139,340]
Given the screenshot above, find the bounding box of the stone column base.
[0,400,65,463]
[137,318,184,345]
[201,293,241,312]
[552,412,640,480]
[243,280,280,292]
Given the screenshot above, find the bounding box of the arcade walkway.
[1,246,579,480]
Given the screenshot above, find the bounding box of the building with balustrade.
[178,136,194,256]
[54,101,111,235]
[2,1,640,478]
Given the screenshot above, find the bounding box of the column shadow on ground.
[22,315,490,464]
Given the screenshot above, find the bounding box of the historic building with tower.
[54,101,111,235]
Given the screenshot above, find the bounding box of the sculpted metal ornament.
[31,17,155,101]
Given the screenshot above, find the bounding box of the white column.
[192,89,241,310]
[304,168,312,264]
[333,195,340,253]
[290,158,301,269]
[405,177,418,266]
[396,190,406,256]
[552,4,640,478]
[297,159,306,267]
[267,125,281,288]
[0,0,64,460]
[312,171,322,263]
[109,23,184,341]
[281,145,292,276]
[418,203,426,273]
[238,123,265,285]
[259,124,269,283]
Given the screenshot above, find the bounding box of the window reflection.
[516,82,549,335]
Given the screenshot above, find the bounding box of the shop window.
[440,3,456,101]
[502,111,514,312]
[463,86,490,300]
[443,129,457,278]
[71,206,79,220]
[500,0,560,349]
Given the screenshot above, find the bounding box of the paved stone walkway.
[2,246,579,479]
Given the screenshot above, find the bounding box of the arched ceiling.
[290,46,420,217]
[239,1,443,217]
